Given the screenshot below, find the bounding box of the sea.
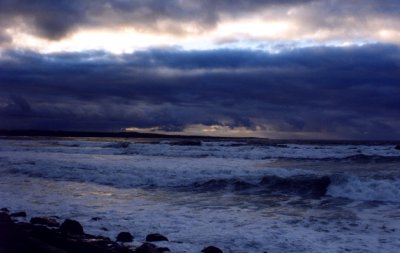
[0,137,399,253]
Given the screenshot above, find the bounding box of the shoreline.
[0,209,223,253]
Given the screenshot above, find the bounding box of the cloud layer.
[1,44,400,139]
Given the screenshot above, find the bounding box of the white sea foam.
[1,138,400,252]
[0,149,310,188]
[1,175,399,253]
[328,175,400,202]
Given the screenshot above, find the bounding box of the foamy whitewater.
[0,137,399,252]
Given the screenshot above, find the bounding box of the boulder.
[60,219,84,235]
[0,213,136,253]
[146,233,168,242]
[0,207,9,213]
[0,212,12,224]
[395,145,400,150]
[31,225,57,241]
[116,231,134,242]
[0,213,18,251]
[10,211,27,218]
[30,217,60,227]
[202,246,223,253]
[15,222,33,231]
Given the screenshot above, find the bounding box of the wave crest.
[327,175,400,202]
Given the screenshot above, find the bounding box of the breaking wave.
[5,159,400,202]
[1,139,400,203]
[191,175,330,198]
[192,174,400,202]
[327,175,400,202]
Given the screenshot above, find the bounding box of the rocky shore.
[0,209,223,253]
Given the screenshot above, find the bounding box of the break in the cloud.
[0,0,400,139]
[1,44,400,139]
[1,0,400,53]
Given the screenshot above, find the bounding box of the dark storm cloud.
[0,0,87,39]
[1,43,400,139]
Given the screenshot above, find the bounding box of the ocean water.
[0,137,399,253]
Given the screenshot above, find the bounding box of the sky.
[0,0,400,140]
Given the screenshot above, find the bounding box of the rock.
[0,213,135,253]
[30,217,60,227]
[60,219,84,235]
[15,222,33,231]
[10,211,27,217]
[116,231,134,242]
[0,207,9,213]
[31,225,57,241]
[91,216,102,221]
[202,246,223,253]
[146,233,168,242]
[0,213,18,251]
[0,212,12,223]
[134,243,159,253]
[158,247,170,252]
[395,145,400,150]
